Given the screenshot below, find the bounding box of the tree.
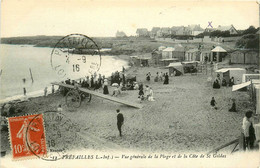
[242,26,258,35]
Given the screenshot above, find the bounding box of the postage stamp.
[7,114,47,160]
[7,112,82,161]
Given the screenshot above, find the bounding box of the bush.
[236,34,259,49]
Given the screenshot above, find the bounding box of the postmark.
[7,114,47,160]
[26,111,81,161]
[50,34,102,80]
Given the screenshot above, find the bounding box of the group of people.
[146,72,169,85]
[138,84,154,102]
[213,74,235,89]
[111,71,126,87]
[210,97,257,150]
[210,97,237,112]
[62,73,110,95]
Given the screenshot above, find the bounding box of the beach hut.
[215,68,246,84]
[173,45,185,61]
[158,46,167,52]
[200,50,212,62]
[211,46,227,62]
[151,49,161,66]
[162,47,175,59]
[245,51,259,64]
[130,56,150,67]
[230,50,258,64]
[185,48,200,61]
[167,62,184,76]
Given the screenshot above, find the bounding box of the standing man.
[116,109,124,137]
[242,111,256,150]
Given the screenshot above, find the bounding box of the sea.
[0,44,129,104]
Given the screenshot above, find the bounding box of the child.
[210,97,217,110]
[138,88,144,102]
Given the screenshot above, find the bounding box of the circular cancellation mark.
[50,34,102,80]
[26,111,82,161]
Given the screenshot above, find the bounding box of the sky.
[0,0,259,37]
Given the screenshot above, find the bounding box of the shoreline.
[0,55,131,105]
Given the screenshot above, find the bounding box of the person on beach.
[103,79,109,95]
[145,85,150,100]
[94,81,99,90]
[65,79,71,85]
[44,87,48,96]
[229,77,235,87]
[90,75,94,88]
[52,85,55,94]
[222,78,227,87]
[138,84,144,102]
[213,79,220,89]
[98,74,102,88]
[122,73,126,86]
[229,99,237,112]
[163,73,169,84]
[210,97,217,110]
[242,111,256,150]
[154,72,159,82]
[111,73,115,86]
[85,76,90,88]
[146,72,151,82]
[71,80,75,86]
[116,109,124,137]
[134,82,139,90]
[148,87,155,101]
[22,78,27,96]
[112,85,121,96]
[159,72,163,81]
[57,104,63,112]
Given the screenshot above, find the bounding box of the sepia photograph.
[0,0,260,167]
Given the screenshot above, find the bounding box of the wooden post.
[29,68,34,83]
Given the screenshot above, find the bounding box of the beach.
[1,63,254,154]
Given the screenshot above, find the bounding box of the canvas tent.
[211,46,227,62]
[167,62,184,76]
[215,68,246,84]
[160,58,178,66]
[232,80,260,114]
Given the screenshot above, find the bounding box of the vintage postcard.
[0,0,260,167]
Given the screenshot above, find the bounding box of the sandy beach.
[1,62,255,154]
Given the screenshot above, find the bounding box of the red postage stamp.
[8,114,47,160]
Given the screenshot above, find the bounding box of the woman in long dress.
[103,79,109,95]
[148,87,155,101]
[163,73,169,84]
